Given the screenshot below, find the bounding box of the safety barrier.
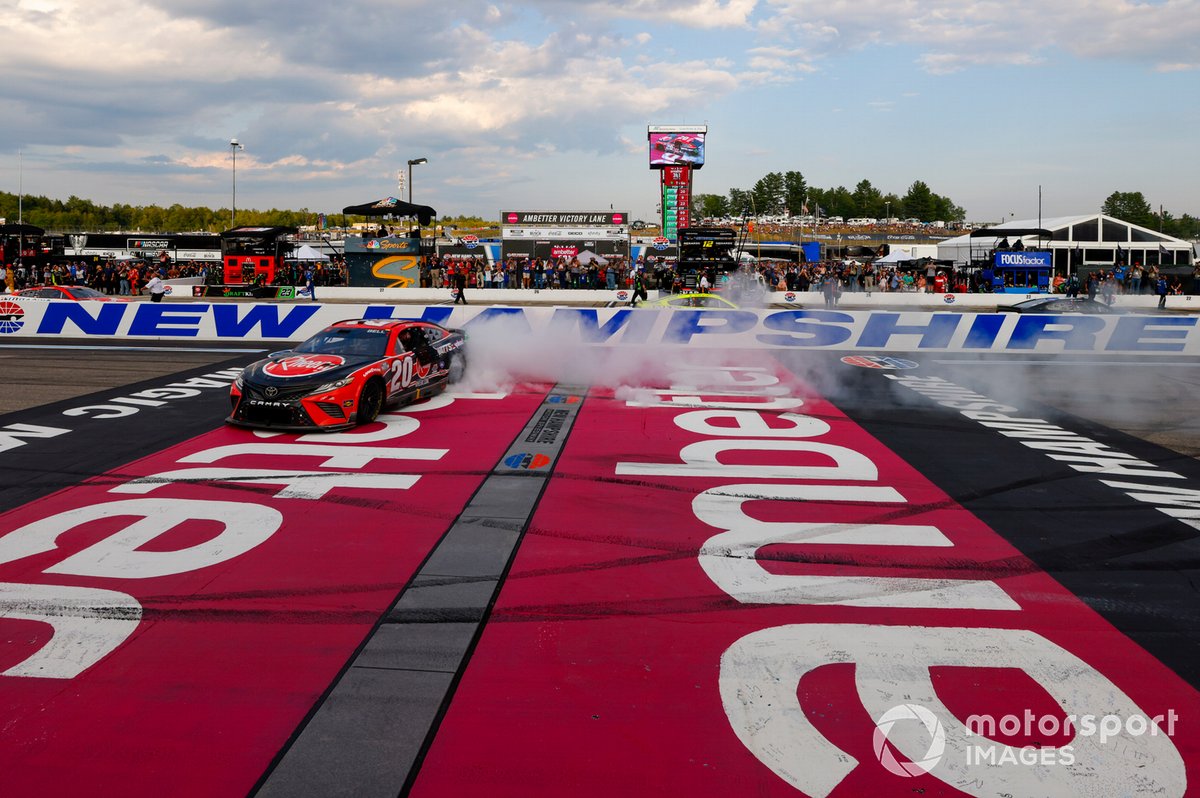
[227,284,1200,312]
[2,296,1199,354]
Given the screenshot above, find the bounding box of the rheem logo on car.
[263,355,346,378]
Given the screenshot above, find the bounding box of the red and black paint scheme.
[227,318,466,431]
[15,284,133,302]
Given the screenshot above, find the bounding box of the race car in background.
[16,285,133,302]
[1001,297,1125,314]
[650,292,739,309]
[227,319,467,431]
[651,134,703,164]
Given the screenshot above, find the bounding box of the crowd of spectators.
[1056,263,1200,301]
[411,254,990,297]
[1,254,349,295]
[2,257,210,295]
[8,248,1195,301]
[267,259,347,287]
[418,254,632,290]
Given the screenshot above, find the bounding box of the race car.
[227,318,467,431]
[1001,296,1125,315]
[16,285,133,302]
[652,134,703,163]
[650,292,739,309]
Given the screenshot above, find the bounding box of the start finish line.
[2,298,1199,354]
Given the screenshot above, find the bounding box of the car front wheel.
[357,380,384,425]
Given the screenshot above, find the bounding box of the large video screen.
[649,132,705,167]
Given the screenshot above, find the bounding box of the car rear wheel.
[358,380,384,425]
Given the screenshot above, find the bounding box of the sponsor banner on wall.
[192,285,297,299]
[3,298,1200,354]
[343,236,420,255]
[501,211,628,226]
[503,227,628,239]
[500,239,629,261]
[995,251,1053,268]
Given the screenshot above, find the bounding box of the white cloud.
[574,0,759,29]
[0,0,1194,221]
[763,0,1200,72]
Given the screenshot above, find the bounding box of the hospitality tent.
[292,244,330,261]
[875,248,918,264]
[938,214,1193,273]
[575,249,609,266]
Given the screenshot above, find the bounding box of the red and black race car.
[227,318,467,431]
[17,285,133,302]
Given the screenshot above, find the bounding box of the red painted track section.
[411,360,1200,796]
[0,388,544,797]
[2,355,1200,796]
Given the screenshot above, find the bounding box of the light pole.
[230,138,244,227]
[406,157,428,204]
[885,201,890,225]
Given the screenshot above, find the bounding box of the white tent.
[937,214,1194,268]
[875,248,918,264]
[575,249,609,266]
[293,244,330,261]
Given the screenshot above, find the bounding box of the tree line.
[0,191,321,232]
[692,172,966,223]
[1,186,1195,240]
[1101,191,1199,240]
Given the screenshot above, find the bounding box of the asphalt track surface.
[2,339,1200,797]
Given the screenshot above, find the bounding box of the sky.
[1,0,1197,226]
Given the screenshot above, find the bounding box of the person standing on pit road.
[1064,273,1079,298]
[146,274,165,303]
[1157,274,1169,309]
[452,265,468,305]
[629,270,648,307]
[305,268,316,302]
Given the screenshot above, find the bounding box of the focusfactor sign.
[4,298,1200,354]
[996,251,1052,268]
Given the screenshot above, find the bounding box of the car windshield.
[294,327,389,358]
[67,286,106,298]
